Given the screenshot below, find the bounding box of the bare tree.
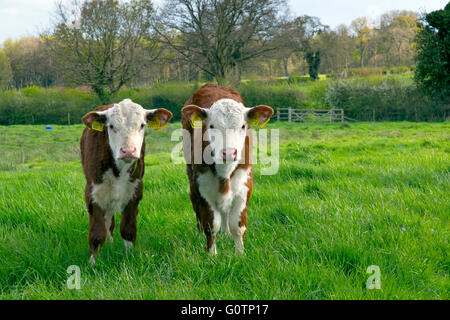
[273,15,325,78]
[48,0,158,103]
[2,37,60,88]
[315,25,354,76]
[156,0,287,84]
[379,11,418,66]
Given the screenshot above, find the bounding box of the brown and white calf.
[80,99,172,264]
[181,83,273,254]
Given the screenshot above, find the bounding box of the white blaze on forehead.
[208,99,246,129]
[204,99,249,178]
[104,99,147,161]
[106,99,147,128]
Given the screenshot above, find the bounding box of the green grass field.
[0,121,448,299]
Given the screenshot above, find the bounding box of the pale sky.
[0,0,448,43]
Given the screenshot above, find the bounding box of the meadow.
[0,121,448,299]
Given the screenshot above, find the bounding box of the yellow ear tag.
[92,121,104,132]
[147,117,160,130]
[147,116,169,131]
[258,117,271,128]
[190,113,203,129]
[248,117,260,127]
[157,121,169,131]
[248,114,270,128]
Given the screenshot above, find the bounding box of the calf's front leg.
[88,203,107,265]
[120,199,139,250]
[229,191,250,255]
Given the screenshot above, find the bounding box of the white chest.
[197,168,250,215]
[91,168,139,213]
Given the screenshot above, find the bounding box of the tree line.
[0,0,448,106]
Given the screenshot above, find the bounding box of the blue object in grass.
[45,126,53,130]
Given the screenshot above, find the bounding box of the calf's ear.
[246,105,274,128]
[82,111,108,131]
[181,105,208,129]
[146,108,173,131]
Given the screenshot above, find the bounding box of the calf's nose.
[120,147,137,157]
[221,148,238,160]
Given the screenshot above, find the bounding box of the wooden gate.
[276,108,344,122]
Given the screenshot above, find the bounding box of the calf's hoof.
[124,240,134,251]
[207,244,217,255]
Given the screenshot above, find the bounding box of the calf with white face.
[185,99,272,177]
[182,87,273,255]
[81,99,172,264]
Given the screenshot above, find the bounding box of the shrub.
[0,76,446,125]
[239,82,307,109]
[0,87,100,125]
[347,67,383,77]
[325,77,447,121]
[116,82,198,120]
[0,83,198,125]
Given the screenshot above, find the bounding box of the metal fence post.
[288,108,292,123]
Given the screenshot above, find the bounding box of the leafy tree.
[351,17,372,67]
[49,0,158,103]
[305,51,320,80]
[0,50,12,90]
[2,37,59,89]
[415,3,450,102]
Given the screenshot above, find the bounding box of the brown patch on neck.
[218,178,230,194]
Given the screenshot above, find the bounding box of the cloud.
[365,5,382,18]
[0,8,20,16]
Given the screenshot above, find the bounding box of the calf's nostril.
[120,147,136,156]
[221,148,238,159]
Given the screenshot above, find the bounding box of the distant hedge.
[326,77,448,121]
[0,82,312,125]
[0,78,447,125]
[0,84,197,125]
[0,87,100,125]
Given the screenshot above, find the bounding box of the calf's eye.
[109,125,114,130]
[209,124,214,129]
[241,125,246,129]
[141,123,145,129]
